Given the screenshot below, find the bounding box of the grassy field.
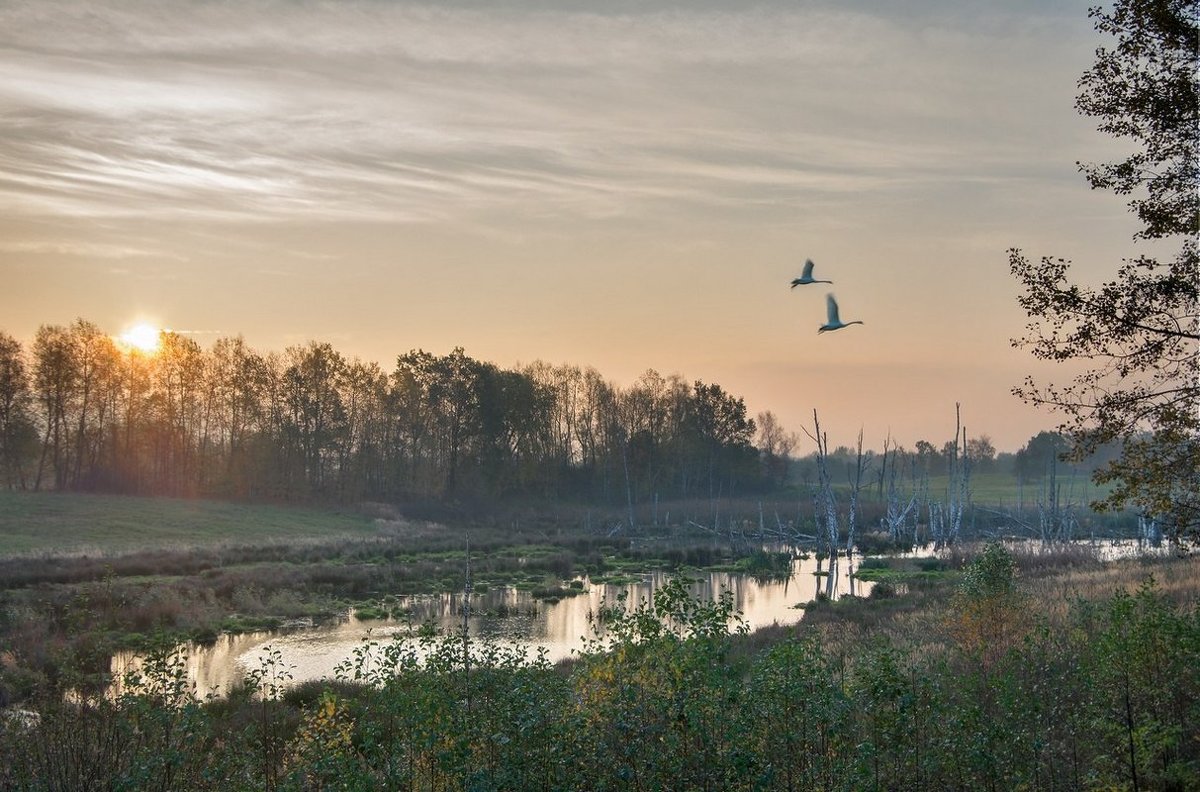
[0,491,381,556]
[922,469,1113,506]
[0,472,1130,559]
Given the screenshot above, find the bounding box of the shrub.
[869,582,898,600]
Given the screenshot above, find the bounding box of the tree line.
[0,320,1119,514]
[0,321,775,507]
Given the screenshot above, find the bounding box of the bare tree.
[756,410,797,488]
[931,404,972,549]
[844,429,873,555]
[879,435,920,544]
[805,410,840,559]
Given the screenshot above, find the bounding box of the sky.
[0,0,1152,452]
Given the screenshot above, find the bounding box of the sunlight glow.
[118,322,162,353]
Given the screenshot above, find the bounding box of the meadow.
[0,492,380,556]
[921,470,1112,509]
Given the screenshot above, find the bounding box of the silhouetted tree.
[755,410,797,488]
[68,319,121,489]
[681,381,758,502]
[0,323,804,509]
[0,332,36,489]
[914,439,944,476]
[475,364,555,495]
[1013,431,1071,482]
[966,435,997,472]
[152,332,207,495]
[31,324,76,491]
[209,336,268,497]
[338,359,389,500]
[282,342,348,497]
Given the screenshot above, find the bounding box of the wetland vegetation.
[1,538,1196,791]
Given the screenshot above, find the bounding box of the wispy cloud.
[0,239,170,259]
[0,0,1093,228]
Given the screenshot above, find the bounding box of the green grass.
[922,471,1112,506]
[592,573,643,585]
[0,491,380,557]
[853,568,956,583]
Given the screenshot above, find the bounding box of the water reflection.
[113,552,872,699]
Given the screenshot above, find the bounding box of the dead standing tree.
[987,449,1081,545]
[1034,451,1079,545]
[844,428,873,557]
[931,404,972,549]
[804,410,844,598]
[805,410,840,559]
[879,434,920,545]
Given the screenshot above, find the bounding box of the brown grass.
[1021,553,1199,626]
[744,549,1200,669]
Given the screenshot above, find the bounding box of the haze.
[0,0,1146,451]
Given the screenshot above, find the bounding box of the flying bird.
[790,259,832,287]
[818,293,863,334]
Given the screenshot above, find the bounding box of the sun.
[117,322,162,354]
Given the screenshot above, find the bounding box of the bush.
[869,582,898,600]
[855,532,902,555]
[958,543,1016,600]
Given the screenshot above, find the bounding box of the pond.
[110,551,876,699]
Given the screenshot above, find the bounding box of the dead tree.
[1035,451,1078,545]
[844,428,873,555]
[805,410,840,559]
[915,463,930,547]
[948,405,972,546]
[1138,514,1162,548]
[880,434,919,544]
[933,404,972,549]
[984,433,1080,546]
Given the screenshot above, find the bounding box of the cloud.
[0,0,1094,229]
[0,238,188,261]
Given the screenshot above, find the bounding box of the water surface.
[112,552,871,698]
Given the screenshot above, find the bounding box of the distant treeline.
[0,320,1106,507]
[0,320,773,505]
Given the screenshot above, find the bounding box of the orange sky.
[0,0,1152,452]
